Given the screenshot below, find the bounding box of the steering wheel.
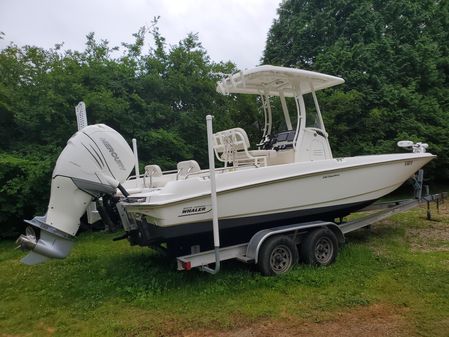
[258,134,274,150]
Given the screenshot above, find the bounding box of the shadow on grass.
[345,222,405,244]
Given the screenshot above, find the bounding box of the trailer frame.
[177,192,446,275]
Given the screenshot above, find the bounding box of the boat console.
[262,130,296,151]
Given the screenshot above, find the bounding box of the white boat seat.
[213,128,270,167]
[233,149,277,160]
[144,164,163,187]
[177,160,201,179]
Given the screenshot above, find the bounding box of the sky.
[0,0,281,69]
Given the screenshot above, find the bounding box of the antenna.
[75,102,88,130]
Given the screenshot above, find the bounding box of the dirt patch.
[406,222,449,252]
[182,303,410,337]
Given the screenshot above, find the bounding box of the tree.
[263,0,449,181]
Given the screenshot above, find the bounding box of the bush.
[0,152,55,236]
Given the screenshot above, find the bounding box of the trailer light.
[183,261,192,271]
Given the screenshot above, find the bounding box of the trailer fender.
[326,224,345,245]
[246,221,341,263]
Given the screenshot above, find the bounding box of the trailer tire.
[301,228,338,266]
[258,235,298,276]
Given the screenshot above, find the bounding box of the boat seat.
[177,160,201,179]
[213,128,275,167]
[233,149,277,161]
[144,164,163,187]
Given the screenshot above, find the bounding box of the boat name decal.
[322,173,340,179]
[404,160,413,166]
[100,138,126,170]
[179,205,211,217]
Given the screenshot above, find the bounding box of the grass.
[1,203,448,337]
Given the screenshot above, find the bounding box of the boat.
[118,66,434,251]
[17,65,435,264]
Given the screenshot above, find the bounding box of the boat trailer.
[176,193,446,275]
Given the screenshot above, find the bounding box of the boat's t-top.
[215,65,345,165]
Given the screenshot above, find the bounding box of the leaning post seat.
[212,128,276,167]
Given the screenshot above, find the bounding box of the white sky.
[0,0,281,69]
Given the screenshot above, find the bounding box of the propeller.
[16,226,37,251]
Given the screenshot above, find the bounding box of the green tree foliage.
[0,23,258,235]
[263,0,449,179]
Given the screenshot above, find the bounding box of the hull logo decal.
[179,205,211,217]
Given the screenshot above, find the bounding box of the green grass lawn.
[1,203,448,337]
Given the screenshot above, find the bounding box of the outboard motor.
[16,124,134,265]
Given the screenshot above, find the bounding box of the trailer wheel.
[258,235,299,276]
[301,228,338,266]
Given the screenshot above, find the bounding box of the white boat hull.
[122,152,434,244]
